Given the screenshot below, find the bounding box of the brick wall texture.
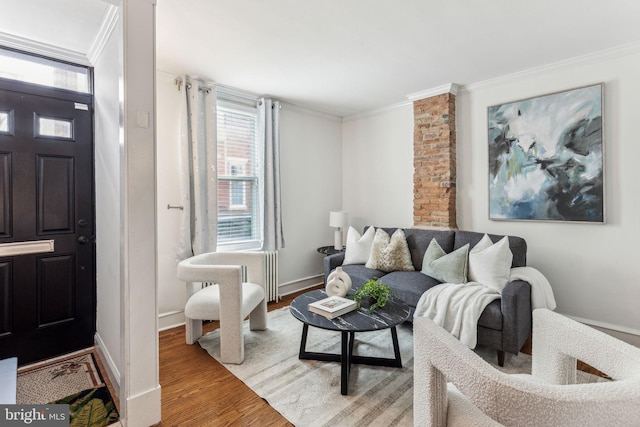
[413,93,457,229]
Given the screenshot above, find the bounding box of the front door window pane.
[0,111,11,134]
[37,116,73,139]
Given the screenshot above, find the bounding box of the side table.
[317,246,344,256]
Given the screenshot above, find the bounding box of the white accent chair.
[177,252,267,364]
[414,308,640,426]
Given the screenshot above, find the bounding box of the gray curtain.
[176,77,218,259]
[258,98,285,251]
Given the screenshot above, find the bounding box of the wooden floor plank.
[155,288,310,426]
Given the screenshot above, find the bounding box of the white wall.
[93,7,122,391]
[278,104,343,287]
[155,76,344,327]
[341,50,640,339]
[342,104,414,230]
[156,70,185,330]
[457,50,640,335]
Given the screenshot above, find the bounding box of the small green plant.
[352,278,391,312]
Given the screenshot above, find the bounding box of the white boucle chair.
[177,251,267,364]
[414,308,640,427]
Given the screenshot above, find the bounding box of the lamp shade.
[329,211,349,228]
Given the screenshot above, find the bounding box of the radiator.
[262,250,279,302]
[203,251,279,302]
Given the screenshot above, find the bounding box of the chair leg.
[497,350,505,367]
[249,298,267,331]
[220,313,244,364]
[185,318,203,345]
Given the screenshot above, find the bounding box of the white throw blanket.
[414,266,556,348]
[509,266,556,310]
[413,282,500,348]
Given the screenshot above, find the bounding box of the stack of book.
[308,296,357,319]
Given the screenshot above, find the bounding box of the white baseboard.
[159,310,185,332]
[94,332,122,395]
[278,274,324,297]
[122,385,162,427]
[563,314,640,347]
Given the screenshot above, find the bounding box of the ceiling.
[2,0,640,117]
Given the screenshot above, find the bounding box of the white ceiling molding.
[460,40,640,94]
[407,83,461,102]
[343,99,413,123]
[0,30,89,65]
[281,101,342,123]
[87,4,120,65]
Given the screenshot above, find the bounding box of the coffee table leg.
[341,331,349,395]
[299,323,309,359]
[391,327,402,367]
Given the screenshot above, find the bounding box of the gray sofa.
[323,227,532,366]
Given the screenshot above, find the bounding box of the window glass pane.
[38,116,73,139]
[0,111,10,134]
[217,100,259,245]
[0,48,90,93]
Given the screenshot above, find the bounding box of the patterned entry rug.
[17,351,119,427]
[199,306,606,427]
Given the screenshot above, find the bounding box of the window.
[0,110,12,134]
[36,115,74,140]
[216,98,260,248]
[0,47,91,94]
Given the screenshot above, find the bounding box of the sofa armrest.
[500,279,532,354]
[323,252,346,284]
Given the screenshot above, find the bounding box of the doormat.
[16,350,119,426]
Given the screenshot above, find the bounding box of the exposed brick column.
[413,92,457,229]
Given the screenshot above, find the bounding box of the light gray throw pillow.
[421,238,469,284]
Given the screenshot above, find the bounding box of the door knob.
[77,236,89,244]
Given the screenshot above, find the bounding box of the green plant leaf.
[71,398,110,427]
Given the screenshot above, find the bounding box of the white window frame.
[216,93,262,252]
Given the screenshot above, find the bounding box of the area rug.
[200,307,603,426]
[16,351,119,427]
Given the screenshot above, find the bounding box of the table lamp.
[329,211,349,250]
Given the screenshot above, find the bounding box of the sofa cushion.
[421,239,469,284]
[379,271,441,309]
[340,264,384,288]
[366,229,414,272]
[468,235,513,293]
[343,226,375,265]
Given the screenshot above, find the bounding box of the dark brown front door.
[0,78,95,365]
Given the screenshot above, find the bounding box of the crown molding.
[343,99,412,122]
[88,4,120,65]
[407,83,461,101]
[460,40,640,94]
[0,31,89,65]
[280,101,343,123]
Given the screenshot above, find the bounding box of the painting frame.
[487,83,605,224]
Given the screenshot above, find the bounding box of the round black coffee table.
[290,289,411,395]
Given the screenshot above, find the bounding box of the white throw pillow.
[365,228,414,272]
[343,226,375,265]
[468,235,513,293]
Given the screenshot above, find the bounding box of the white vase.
[325,266,352,297]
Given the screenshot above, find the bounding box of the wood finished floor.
[156,289,305,426]
[154,286,606,426]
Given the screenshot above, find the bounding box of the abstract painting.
[488,84,604,223]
